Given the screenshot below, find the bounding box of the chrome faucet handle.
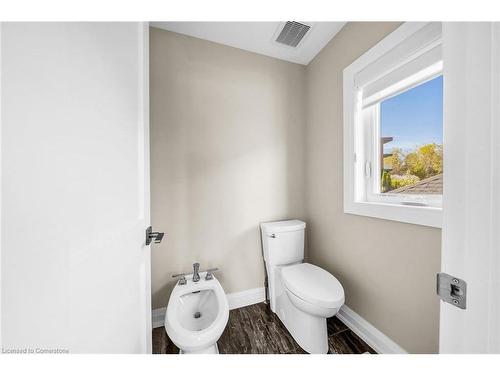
[192,263,201,282]
[172,273,187,285]
[205,268,219,280]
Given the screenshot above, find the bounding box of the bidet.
[165,271,229,354]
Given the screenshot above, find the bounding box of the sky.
[380,75,443,152]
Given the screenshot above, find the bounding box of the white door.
[0,23,152,353]
[440,22,500,353]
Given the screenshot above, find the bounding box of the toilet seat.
[281,263,344,309]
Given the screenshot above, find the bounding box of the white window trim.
[343,22,443,228]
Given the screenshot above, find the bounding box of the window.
[365,75,443,205]
[343,23,443,228]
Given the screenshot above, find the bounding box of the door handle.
[146,226,165,245]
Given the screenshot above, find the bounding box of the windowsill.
[344,200,442,228]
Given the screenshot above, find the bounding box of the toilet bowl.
[282,263,344,317]
[165,272,229,354]
[279,262,345,353]
[260,220,345,354]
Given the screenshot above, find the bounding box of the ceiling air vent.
[275,21,311,47]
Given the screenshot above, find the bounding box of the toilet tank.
[260,220,306,266]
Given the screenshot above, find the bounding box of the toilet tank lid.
[260,220,306,233]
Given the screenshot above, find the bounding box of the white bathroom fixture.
[165,269,229,354]
[261,220,345,354]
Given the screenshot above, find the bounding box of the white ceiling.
[150,22,346,65]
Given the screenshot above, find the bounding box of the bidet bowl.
[165,273,229,354]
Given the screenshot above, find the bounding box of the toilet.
[260,220,345,354]
[165,271,229,354]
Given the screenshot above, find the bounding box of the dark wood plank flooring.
[153,302,376,354]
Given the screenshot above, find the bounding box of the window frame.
[343,22,443,228]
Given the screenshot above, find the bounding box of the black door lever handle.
[145,226,165,245]
[153,232,164,243]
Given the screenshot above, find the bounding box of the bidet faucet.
[205,268,219,280]
[172,273,187,285]
[192,262,200,282]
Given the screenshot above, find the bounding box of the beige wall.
[150,28,306,309]
[150,23,442,353]
[305,22,441,353]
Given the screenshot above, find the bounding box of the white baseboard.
[152,307,167,329]
[226,287,266,310]
[337,305,407,354]
[152,287,266,329]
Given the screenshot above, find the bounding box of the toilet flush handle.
[269,233,276,238]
